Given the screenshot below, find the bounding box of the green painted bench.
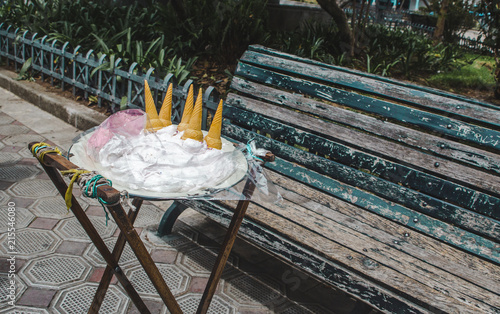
[158,45,500,313]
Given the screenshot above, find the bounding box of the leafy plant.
[16,57,34,81]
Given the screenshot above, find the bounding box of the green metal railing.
[0,23,220,128]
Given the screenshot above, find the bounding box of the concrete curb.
[0,68,107,130]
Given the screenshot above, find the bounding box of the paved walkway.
[0,85,365,313]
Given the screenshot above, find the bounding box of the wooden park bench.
[158,45,500,313]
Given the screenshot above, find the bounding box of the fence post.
[203,86,220,131]
[97,54,107,108]
[126,62,138,110]
[49,39,59,86]
[30,33,38,76]
[13,28,19,71]
[4,25,12,67]
[0,23,4,64]
[72,45,81,96]
[84,49,94,100]
[144,67,156,109]
[179,79,194,124]
[111,57,122,111]
[40,35,47,81]
[61,42,70,91]
[21,30,28,67]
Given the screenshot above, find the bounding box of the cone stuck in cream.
[177,85,194,132]
[182,87,204,142]
[144,80,165,132]
[158,83,173,127]
[204,99,223,150]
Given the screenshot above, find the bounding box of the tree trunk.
[316,0,353,55]
[433,0,449,43]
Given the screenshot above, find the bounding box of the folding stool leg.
[197,179,257,314]
[106,202,183,314]
[38,163,151,313]
[90,198,144,313]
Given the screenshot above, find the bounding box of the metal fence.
[456,35,494,54]
[385,19,436,36]
[0,23,221,128]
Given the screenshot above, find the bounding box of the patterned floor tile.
[222,274,285,309]
[0,124,30,136]
[0,306,50,313]
[176,246,237,277]
[169,293,236,314]
[0,114,15,125]
[84,237,141,268]
[53,215,116,243]
[0,229,61,259]
[8,179,58,199]
[125,263,190,298]
[0,165,39,182]
[2,134,46,147]
[0,274,27,309]
[132,203,164,228]
[0,206,35,232]
[20,254,92,290]
[29,196,84,220]
[51,283,129,314]
[0,152,22,164]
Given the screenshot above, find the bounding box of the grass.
[426,54,496,93]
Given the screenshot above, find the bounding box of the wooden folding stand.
[28,142,274,314]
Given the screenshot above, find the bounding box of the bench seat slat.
[236,62,500,152]
[180,189,499,313]
[221,122,500,264]
[241,200,498,313]
[230,77,500,175]
[245,45,500,114]
[226,94,500,218]
[266,171,500,296]
[232,193,500,312]
[180,199,429,314]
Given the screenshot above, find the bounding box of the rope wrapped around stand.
[31,142,135,224]
[60,169,114,224]
[31,142,62,161]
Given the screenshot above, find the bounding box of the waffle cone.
[158,83,173,127]
[144,80,164,132]
[181,87,203,142]
[204,99,223,150]
[177,85,194,132]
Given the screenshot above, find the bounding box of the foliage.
[476,0,500,97]
[427,56,496,91]
[0,0,268,83]
[16,57,34,81]
[360,24,462,77]
[267,21,344,63]
[421,0,476,43]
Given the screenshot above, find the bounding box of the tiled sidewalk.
[0,88,364,313]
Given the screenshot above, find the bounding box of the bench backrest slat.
[236,62,500,152]
[230,77,500,183]
[225,96,500,218]
[221,120,500,265]
[246,45,500,112]
[222,103,500,241]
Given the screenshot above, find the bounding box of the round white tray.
[69,129,248,200]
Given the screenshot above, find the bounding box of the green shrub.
[361,24,463,77]
[427,56,496,91]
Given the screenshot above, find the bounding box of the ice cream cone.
[177,85,194,132]
[159,83,173,127]
[144,80,164,132]
[204,99,223,150]
[181,87,204,142]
